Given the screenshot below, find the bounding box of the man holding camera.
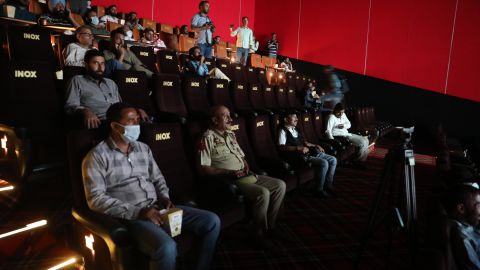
[191,1,215,58]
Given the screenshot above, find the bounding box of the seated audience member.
[83,102,220,270]
[122,24,135,41]
[325,103,369,167]
[278,111,337,198]
[179,24,189,35]
[304,81,322,110]
[444,184,480,270]
[280,57,294,72]
[197,106,286,249]
[266,32,279,58]
[69,0,88,16]
[83,9,109,35]
[140,27,166,51]
[103,28,154,78]
[63,25,94,67]
[6,0,36,21]
[212,35,221,45]
[125,11,143,31]
[40,0,80,27]
[65,50,149,129]
[100,4,119,23]
[185,46,230,81]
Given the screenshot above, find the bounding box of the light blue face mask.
[90,16,99,25]
[117,123,140,143]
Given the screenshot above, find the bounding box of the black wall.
[286,56,480,139]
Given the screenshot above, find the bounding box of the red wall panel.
[445,0,480,102]
[366,0,456,93]
[298,0,369,74]
[254,0,300,58]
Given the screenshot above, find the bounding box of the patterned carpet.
[211,142,438,270]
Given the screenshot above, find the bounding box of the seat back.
[295,75,305,90]
[230,63,245,82]
[153,74,187,117]
[215,58,232,79]
[257,68,268,85]
[300,113,319,144]
[130,46,157,73]
[0,61,59,143]
[204,58,216,70]
[139,123,195,203]
[157,50,179,74]
[230,82,251,111]
[7,25,56,68]
[111,70,156,117]
[313,111,328,139]
[287,73,296,89]
[248,83,266,110]
[275,85,289,109]
[181,77,210,115]
[287,87,301,108]
[248,115,278,160]
[63,66,86,82]
[230,117,259,171]
[208,78,234,112]
[139,18,156,30]
[246,66,258,84]
[178,35,196,53]
[263,84,277,109]
[213,44,227,59]
[67,129,107,208]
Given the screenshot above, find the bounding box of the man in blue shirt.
[191,1,214,58]
[185,46,230,81]
[445,184,480,270]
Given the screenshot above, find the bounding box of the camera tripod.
[354,138,417,269]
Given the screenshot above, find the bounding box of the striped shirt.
[82,137,170,220]
[266,39,278,57]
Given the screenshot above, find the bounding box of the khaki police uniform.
[198,129,286,230]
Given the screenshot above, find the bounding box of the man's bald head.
[209,106,232,131]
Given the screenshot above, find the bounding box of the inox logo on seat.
[304,117,309,122]
[237,85,244,90]
[23,33,40,40]
[256,121,264,127]
[252,86,258,91]
[165,55,173,60]
[163,81,173,86]
[140,52,149,56]
[216,84,224,88]
[15,70,37,78]
[231,124,239,131]
[191,82,200,87]
[125,77,138,83]
[155,132,171,141]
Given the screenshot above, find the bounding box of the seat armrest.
[199,175,244,204]
[258,157,295,176]
[72,207,131,247]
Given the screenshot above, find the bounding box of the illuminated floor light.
[0,220,47,239]
[47,257,77,270]
[0,185,14,192]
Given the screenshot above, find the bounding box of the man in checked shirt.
[82,102,220,270]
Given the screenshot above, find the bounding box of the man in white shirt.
[325,103,369,164]
[230,16,254,66]
[278,111,337,198]
[63,25,94,67]
[100,4,119,24]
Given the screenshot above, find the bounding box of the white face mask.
[126,30,133,38]
[90,16,99,25]
[117,123,140,143]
